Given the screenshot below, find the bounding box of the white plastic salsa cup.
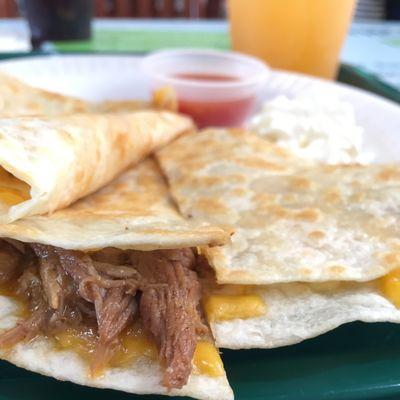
[142,49,269,128]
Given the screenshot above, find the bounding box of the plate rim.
[0,53,398,112]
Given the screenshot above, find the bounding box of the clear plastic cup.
[228,0,356,80]
[142,49,269,128]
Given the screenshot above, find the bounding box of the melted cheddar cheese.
[54,327,97,362]
[54,325,157,367]
[0,188,28,206]
[193,341,224,377]
[110,326,157,367]
[53,325,223,377]
[204,294,266,322]
[381,268,400,308]
[0,168,30,206]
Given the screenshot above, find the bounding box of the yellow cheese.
[381,268,400,308]
[0,168,30,205]
[192,341,224,377]
[204,294,266,322]
[110,326,157,367]
[54,327,97,362]
[52,325,224,378]
[0,188,28,206]
[54,325,157,368]
[152,86,177,111]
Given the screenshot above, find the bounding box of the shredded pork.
[133,249,208,388]
[0,241,23,284]
[0,241,207,389]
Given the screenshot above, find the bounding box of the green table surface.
[2,322,400,400]
[51,28,230,52]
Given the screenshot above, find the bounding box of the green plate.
[1,322,400,400]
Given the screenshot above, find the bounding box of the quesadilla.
[156,128,400,349]
[0,72,175,117]
[157,128,400,285]
[0,158,233,400]
[0,111,193,223]
[0,72,89,117]
[202,278,400,349]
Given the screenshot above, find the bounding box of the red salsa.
[174,73,239,82]
[172,73,255,128]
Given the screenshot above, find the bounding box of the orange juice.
[228,0,356,79]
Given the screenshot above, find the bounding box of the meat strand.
[93,261,140,279]
[134,248,207,389]
[0,265,49,347]
[0,240,23,284]
[32,245,62,310]
[55,248,139,373]
[91,287,137,375]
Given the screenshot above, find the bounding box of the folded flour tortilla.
[157,128,400,284]
[204,280,400,349]
[0,158,232,400]
[0,111,193,223]
[0,72,90,116]
[0,158,228,250]
[157,128,400,350]
[0,72,175,117]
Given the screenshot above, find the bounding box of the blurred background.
[0,0,399,101]
[1,0,399,20]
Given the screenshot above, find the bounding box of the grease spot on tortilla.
[194,198,228,214]
[237,158,285,171]
[231,188,246,197]
[329,265,346,275]
[253,193,277,205]
[383,253,400,266]
[299,267,312,276]
[323,188,342,204]
[290,177,312,190]
[308,230,326,240]
[378,168,400,182]
[294,208,320,222]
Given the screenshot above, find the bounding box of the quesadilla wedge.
[0,72,175,117]
[0,111,193,223]
[0,72,89,117]
[201,277,400,349]
[157,128,400,350]
[0,158,232,400]
[157,128,400,285]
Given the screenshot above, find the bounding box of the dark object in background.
[93,0,224,19]
[24,0,93,50]
[386,0,400,20]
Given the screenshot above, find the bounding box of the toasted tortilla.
[157,128,400,284]
[0,72,174,117]
[0,72,147,116]
[0,111,193,223]
[0,73,90,116]
[206,281,400,349]
[0,158,232,400]
[0,158,228,250]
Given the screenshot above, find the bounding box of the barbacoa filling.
[0,240,209,389]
